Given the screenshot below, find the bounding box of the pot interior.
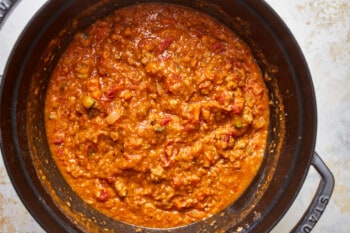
[0,0,317,232]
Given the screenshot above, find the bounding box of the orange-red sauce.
[45,3,269,228]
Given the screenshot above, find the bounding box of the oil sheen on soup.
[45,3,270,228]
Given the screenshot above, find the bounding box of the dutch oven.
[0,0,335,232]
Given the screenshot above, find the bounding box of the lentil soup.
[45,3,270,228]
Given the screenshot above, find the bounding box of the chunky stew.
[45,3,270,228]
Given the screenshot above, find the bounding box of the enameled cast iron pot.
[0,0,334,232]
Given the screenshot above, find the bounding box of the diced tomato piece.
[231,105,241,114]
[160,116,172,126]
[157,37,173,55]
[96,190,109,202]
[103,86,119,100]
[213,41,226,53]
[52,138,64,145]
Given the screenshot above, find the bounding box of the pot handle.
[291,152,334,233]
[0,0,17,26]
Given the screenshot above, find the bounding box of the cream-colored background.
[0,0,349,232]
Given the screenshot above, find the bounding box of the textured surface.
[0,0,349,232]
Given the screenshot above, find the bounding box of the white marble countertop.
[0,0,349,232]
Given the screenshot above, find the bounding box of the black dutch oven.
[0,0,334,232]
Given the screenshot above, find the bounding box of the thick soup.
[45,3,269,228]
